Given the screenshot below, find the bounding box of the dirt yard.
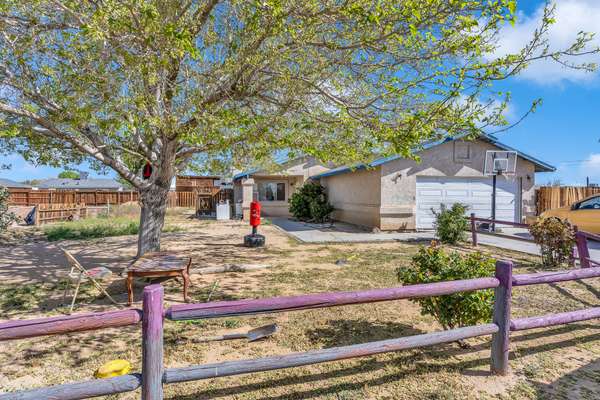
[1,209,599,399]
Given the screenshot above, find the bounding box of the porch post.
[241,178,255,220]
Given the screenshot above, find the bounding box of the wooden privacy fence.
[536,186,600,215]
[2,253,600,399]
[8,190,139,206]
[9,189,233,209]
[35,204,87,226]
[167,189,233,209]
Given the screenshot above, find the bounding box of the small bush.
[433,203,469,244]
[289,181,334,222]
[397,244,496,331]
[529,216,575,267]
[0,186,18,232]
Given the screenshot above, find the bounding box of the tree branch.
[0,101,146,188]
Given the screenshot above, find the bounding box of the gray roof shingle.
[0,178,32,189]
[37,178,123,190]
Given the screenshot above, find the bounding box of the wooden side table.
[127,252,192,305]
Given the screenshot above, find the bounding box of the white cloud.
[547,153,600,185]
[582,153,600,177]
[493,0,600,85]
[455,94,517,125]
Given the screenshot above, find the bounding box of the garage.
[415,176,520,230]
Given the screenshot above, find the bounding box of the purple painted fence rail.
[470,214,530,229]
[2,259,600,399]
[166,277,500,320]
[511,307,600,331]
[164,324,499,383]
[575,230,600,268]
[0,374,142,400]
[512,265,600,286]
[469,216,600,271]
[0,309,142,341]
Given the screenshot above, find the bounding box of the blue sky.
[1,0,600,185]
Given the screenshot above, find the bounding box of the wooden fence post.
[575,231,591,268]
[470,213,477,247]
[491,260,513,375]
[142,285,164,400]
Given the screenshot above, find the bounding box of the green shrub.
[289,181,334,222]
[0,186,18,232]
[529,216,575,267]
[397,244,496,331]
[433,203,469,244]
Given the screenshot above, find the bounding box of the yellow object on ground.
[94,359,132,378]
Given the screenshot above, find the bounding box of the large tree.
[0,1,597,255]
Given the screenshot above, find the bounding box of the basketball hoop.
[484,150,518,231]
[484,150,517,177]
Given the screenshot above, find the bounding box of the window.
[576,196,600,210]
[453,141,472,163]
[258,182,285,201]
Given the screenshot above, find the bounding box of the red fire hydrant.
[244,200,265,247]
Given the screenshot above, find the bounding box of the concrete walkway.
[270,217,600,260]
[270,218,435,243]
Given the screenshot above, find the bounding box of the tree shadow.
[165,322,600,400]
[547,282,594,308]
[305,319,423,348]
[529,359,600,399]
[574,279,600,301]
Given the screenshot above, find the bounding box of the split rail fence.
[469,214,593,268]
[2,248,600,399]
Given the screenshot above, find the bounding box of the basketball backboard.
[484,150,517,176]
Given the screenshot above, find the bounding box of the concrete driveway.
[270,218,600,261]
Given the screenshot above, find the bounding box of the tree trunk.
[137,184,170,257]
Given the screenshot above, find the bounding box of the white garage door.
[416,176,519,230]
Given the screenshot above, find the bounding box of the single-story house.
[0,178,32,189]
[233,156,332,219]
[234,134,554,230]
[312,134,554,230]
[37,178,125,191]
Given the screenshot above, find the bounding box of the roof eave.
[479,134,556,173]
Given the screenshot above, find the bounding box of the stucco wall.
[379,139,536,230]
[320,167,382,229]
[248,176,295,217]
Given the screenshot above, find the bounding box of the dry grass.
[1,212,600,399]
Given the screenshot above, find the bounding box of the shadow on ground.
[165,323,600,400]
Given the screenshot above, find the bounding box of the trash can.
[216,200,231,220]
